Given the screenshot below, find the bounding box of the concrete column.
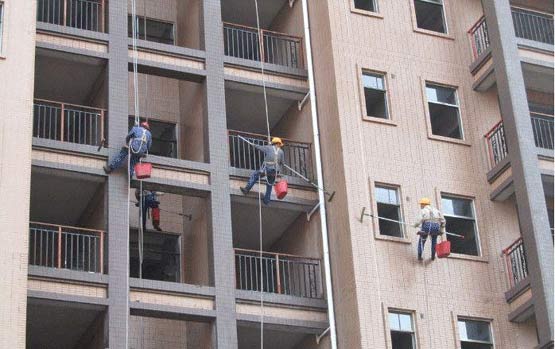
[483,1,553,346]
[202,0,238,347]
[107,1,130,347]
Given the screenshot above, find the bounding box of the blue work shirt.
[126,126,152,155]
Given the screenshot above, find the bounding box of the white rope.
[254,0,271,142]
[131,0,140,126]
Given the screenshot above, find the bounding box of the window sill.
[362,115,398,126]
[0,54,5,60]
[413,27,454,41]
[374,234,412,244]
[427,134,471,146]
[447,253,488,263]
[351,8,384,19]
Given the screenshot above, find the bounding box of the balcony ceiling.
[35,48,106,106]
[238,325,309,349]
[27,298,104,349]
[30,167,104,227]
[221,0,288,28]
[232,200,301,250]
[522,62,554,94]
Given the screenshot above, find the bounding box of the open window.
[375,184,404,237]
[414,0,447,33]
[458,318,494,349]
[362,71,389,119]
[442,195,480,256]
[128,117,177,158]
[389,311,416,349]
[354,0,377,12]
[426,83,463,140]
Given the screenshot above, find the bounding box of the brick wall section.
[0,1,36,348]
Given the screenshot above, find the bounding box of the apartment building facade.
[0,0,552,348]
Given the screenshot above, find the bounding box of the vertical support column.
[203,0,238,347]
[107,1,130,348]
[483,1,553,347]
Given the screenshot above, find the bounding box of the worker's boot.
[103,165,112,174]
[240,187,249,195]
[153,220,162,231]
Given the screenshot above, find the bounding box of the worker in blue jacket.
[104,121,152,178]
[135,189,162,231]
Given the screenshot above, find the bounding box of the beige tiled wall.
[129,316,212,349]
[310,0,539,347]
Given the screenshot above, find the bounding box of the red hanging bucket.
[134,162,152,179]
[436,240,451,258]
[274,180,288,200]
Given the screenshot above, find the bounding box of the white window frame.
[441,194,481,256]
[413,0,448,34]
[457,317,495,348]
[375,184,405,237]
[388,310,417,349]
[0,1,5,54]
[353,0,379,13]
[425,82,464,140]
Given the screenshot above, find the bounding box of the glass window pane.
[389,313,400,331]
[378,203,403,237]
[364,88,388,119]
[376,186,398,205]
[447,217,479,255]
[414,0,446,33]
[0,3,3,52]
[426,84,457,105]
[429,103,462,139]
[391,331,415,349]
[399,313,413,331]
[459,320,492,342]
[354,0,376,12]
[363,73,385,91]
[442,197,473,217]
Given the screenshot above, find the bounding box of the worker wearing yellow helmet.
[240,137,285,205]
[413,197,446,261]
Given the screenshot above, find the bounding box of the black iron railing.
[228,130,313,180]
[512,7,554,45]
[503,237,528,289]
[531,113,554,150]
[37,0,105,32]
[469,16,490,59]
[235,248,322,299]
[485,121,508,167]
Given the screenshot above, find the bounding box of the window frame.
[359,68,396,125]
[409,0,454,39]
[352,0,380,15]
[369,180,410,243]
[387,309,418,349]
[426,82,463,140]
[421,79,469,145]
[441,193,482,257]
[374,184,405,238]
[457,317,495,348]
[128,14,176,45]
[0,1,4,55]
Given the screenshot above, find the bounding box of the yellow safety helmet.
[419,197,431,205]
[271,137,283,146]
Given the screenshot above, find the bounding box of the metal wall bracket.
[306,202,321,221]
[289,0,296,8]
[315,327,330,344]
[298,92,310,110]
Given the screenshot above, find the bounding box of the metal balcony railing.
[502,237,528,289]
[29,222,105,273]
[228,130,313,180]
[223,22,303,69]
[468,16,490,59]
[485,121,508,168]
[512,7,554,45]
[531,113,554,150]
[485,114,553,168]
[235,248,322,299]
[33,99,105,146]
[37,0,106,32]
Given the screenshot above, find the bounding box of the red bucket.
[274,180,288,200]
[436,240,451,258]
[134,162,152,179]
[151,207,160,221]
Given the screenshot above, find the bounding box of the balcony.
[235,248,322,299]
[511,7,554,45]
[29,222,105,273]
[485,113,553,168]
[503,237,528,290]
[228,130,313,180]
[223,23,303,69]
[37,0,106,33]
[33,99,105,147]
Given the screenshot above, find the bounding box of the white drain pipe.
[301,0,338,347]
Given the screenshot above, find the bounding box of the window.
[442,195,480,256]
[426,83,463,139]
[414,0,447,33]
[363,72,389,119]
[0,2,4,53]
[130,229,181,282]
[354,0,377,12]
[128,15,175,45]
[375,185,403,237]
[389,311,416,349]
[128,117,178,158]
[458,319,493,349]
